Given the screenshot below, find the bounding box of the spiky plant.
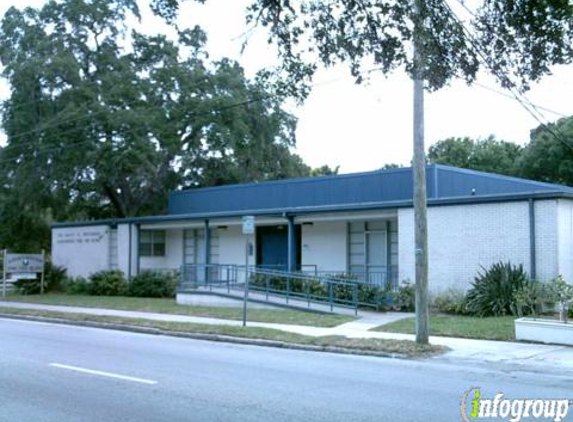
[466,262,529,317]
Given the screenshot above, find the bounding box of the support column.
[386,220,392,286]
[204,220,211,282]
[287,215,297,272]
[134,223,140,277]
[128,224,133,280]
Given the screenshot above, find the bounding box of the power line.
[440,0,573,151]
[471,81,568,118]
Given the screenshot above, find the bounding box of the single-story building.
[52,164,573,292]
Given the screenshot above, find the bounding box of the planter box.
[515,317,573,346]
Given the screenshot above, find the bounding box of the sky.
[0,0,572,174]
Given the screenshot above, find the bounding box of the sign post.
[2,249,6,299]
[242,216,255,327]
[3,252,45,296]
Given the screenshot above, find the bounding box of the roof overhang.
[51,191,573,229]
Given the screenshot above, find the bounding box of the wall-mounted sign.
[55,229,106,245]
[5,253,44,273]
[242,216,255,235]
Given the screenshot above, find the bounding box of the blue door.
[256,226,289,270]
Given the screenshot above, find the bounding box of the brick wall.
[398,200,559,293]
[557,199,573,283]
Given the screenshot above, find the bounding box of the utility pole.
[412,0,429,345]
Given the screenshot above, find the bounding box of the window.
[139,230,166,257]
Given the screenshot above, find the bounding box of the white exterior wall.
[52,225,111,278]
[140,229,183,272]
[557,199,573,283]
[117,224,137,278]
[535,200,559,282]
[398,200,559,293]
[301,221,347,272]
[218,225,254,267]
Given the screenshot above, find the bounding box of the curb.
[0,312,411,360]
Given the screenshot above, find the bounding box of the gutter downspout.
[529,198,537,280]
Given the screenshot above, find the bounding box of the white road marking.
[49,363,158,385]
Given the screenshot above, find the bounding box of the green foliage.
[511,280,544,317]
[466,262,529,317]
[87,270,127,296]
[150,0,573,100]
[13,278,41,295]
[310,165,339,177]
[44,262,67,293]
[9,261,67,295]
[63,277,90,295]
[428,136,522,176]
[380,163,404,170]
[517,116,573,187]
[249,272,393,308]
[128,271,178,298]
[545,276,573,318]
[394,281,415,312]
[431,288,469,315]
[0,0,318,251]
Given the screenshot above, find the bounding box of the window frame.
[139,230,166,257]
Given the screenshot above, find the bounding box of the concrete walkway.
[2,301,573,375]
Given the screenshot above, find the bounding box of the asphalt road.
[0,318,571,422]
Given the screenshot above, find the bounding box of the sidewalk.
[2,301,573,374]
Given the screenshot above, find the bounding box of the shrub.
[64,276,90,295]
[11,262,68,295]
[466,262,529,317]
[545,275,573,320]
[128,271,178,298]
[394,280,415,312]
[44,262,67,292]
[13,277,41,295]
[88,270,127,296]
[512,279,546,317]
[431,288,468,315]
[249,272,392,308]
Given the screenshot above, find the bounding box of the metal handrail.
[179,264,398,312]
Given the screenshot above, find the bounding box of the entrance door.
[257,225,301,271]
[260,232,288,270]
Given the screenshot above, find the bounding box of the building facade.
[52,165,573,292]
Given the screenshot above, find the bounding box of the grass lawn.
[372,314,516,341]
[0,294,354,328]
[0,307,447,358]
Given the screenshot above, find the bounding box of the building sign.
[55,228,107,245]
[242,216,255,235]
[5,253,44,273]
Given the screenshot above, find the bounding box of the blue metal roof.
[52,165,573,228]
[168,164,573,216]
